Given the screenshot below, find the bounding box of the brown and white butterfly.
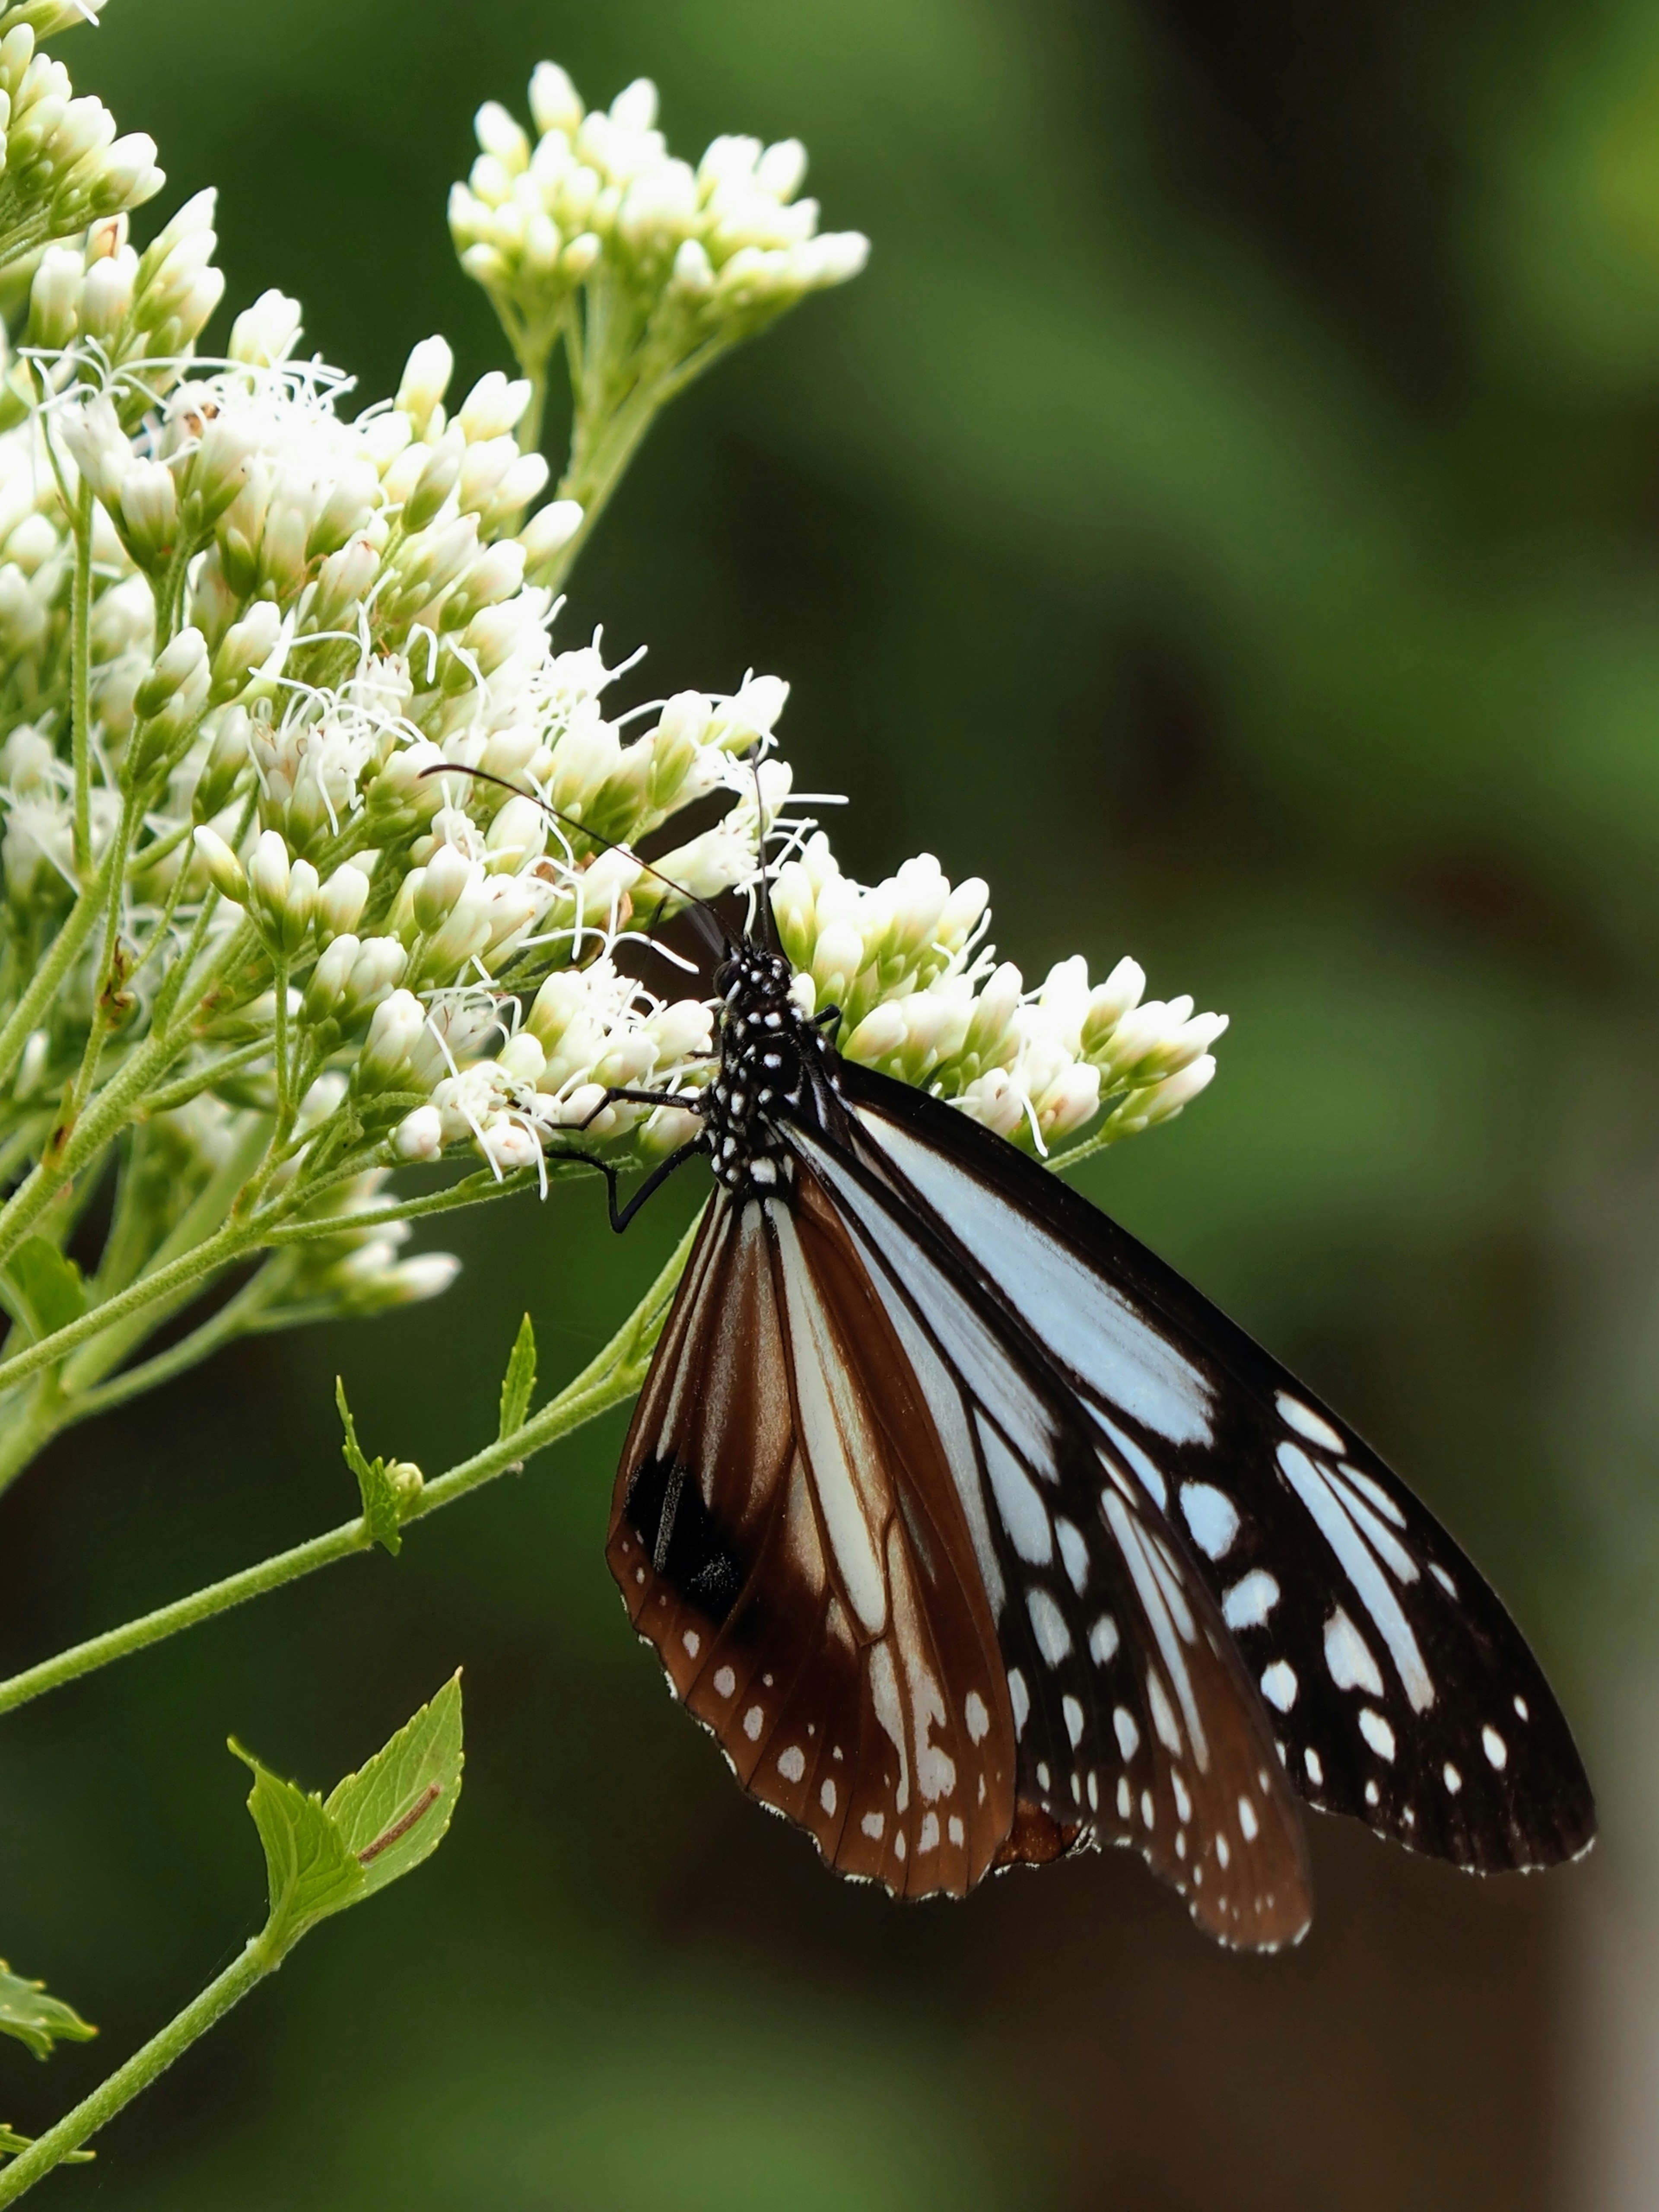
[590,928,1594,1950]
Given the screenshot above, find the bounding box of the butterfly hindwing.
[610,1183,1020,1897]
[838,1059,1595,1875]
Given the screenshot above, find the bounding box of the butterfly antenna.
[749,743,780,953]
[418,762,732,957]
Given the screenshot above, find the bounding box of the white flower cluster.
[0,13,162,275]
[449,64,868,586]
[773,834,1227,1151]
[0,31,1225,1412]
[451,66,868,337]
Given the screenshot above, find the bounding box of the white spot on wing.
[1304,1747,1323,1786]
[1180,1482,1240,1560]
[1323,1605,1385,1697]
[1088,1614,1120,1666]
[1027,1586,1072,1665]
[964,1691,990,1743]
[1483,1726,1507,1770]
[1113,1706,1139,1759]
[1147,1672,1181,1754]
[713,1666,735,1698]
[743,1705,764,1741]
[1223,1570,1280,1631]
[1008,1667,1030,1738]
[861,1810,884,1840]
[1063,1695,1085,1748]
[820,1778,837,1815]
[1359,1708,1396,1760]
[1281,1444,1435,1712]
[979,1416,1053,1565]
[1276,1391,1345,1452]
[1237,1796,1259,1841]
[1055,1516,1090,1594]
[777,1745,806,1783]
[1443,1761,1462,1794]
[682,1629,700,1658]
[1260,1660,1298,1712]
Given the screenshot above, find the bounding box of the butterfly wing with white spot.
[788,1122,1313,1949]
[837,1061,1595,1876]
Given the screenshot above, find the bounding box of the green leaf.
[497,1313,537,1438]
[0,1962,95,2061]
[326,1672,464,1902]
[337,1376,402,1554]
[0,1239,85,1341]
[229,1741,363,1950]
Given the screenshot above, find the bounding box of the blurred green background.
[6,0,1659,2204]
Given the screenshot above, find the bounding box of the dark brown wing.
[609,1184,1017,1897]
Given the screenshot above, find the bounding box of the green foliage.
[0,2126,91,2168]
[0,1243,84,1344]
[232,1676,464,1951]
[324,1672,464,1904]
[497,1313,537,1439]
[0,1964,94,2063]
[336,1377,413,1556]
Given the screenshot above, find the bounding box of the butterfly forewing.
[839,1061,1595,1875]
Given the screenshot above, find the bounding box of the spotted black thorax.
[705,943,838,1197]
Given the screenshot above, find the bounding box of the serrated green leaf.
[325,1672,464,1902]
[0,1962,95,2061]
[1,1239,85,1341]
[336,1376,401,1554]
[498,1313,537,1439]
[229,1741,363,1949]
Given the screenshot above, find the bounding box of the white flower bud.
[381,1253,462,1303]
[609,78,659,132]
[529,60,583,138]
[484,793,547,869]
[518,497,583,576]
[397,335,454,439]
[192,823,246,903]
[394,1103,445,1161]
[343,935,408,1019]
[475,99,530,174]
[228,287,302,367]
[498,1030,546,1083]
[413,841,474,931]
[59,393,130,507]
[209,598,283,703]
[118,460,177,568]
[79,245,136,340]
[457,370,530,442]
[305,930,360,1017]
[26,243,80,347]
[359,986,427,1087]
[756,138,808,199]
[247,826,291,924]
[317,861,370,940]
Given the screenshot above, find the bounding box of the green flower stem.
[0,1935,275,2205]
[0,1211,698,1725]
[0,836,120,1095]
[68,478,92,879]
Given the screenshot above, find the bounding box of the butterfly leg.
[548,1135,711,1233]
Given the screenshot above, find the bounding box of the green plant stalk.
[0,835,120,1095]
[0,1935,275,2204]
[0,1211,698,1723]
[68,477,92,877]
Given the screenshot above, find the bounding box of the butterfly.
[435,766,1597,1949]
